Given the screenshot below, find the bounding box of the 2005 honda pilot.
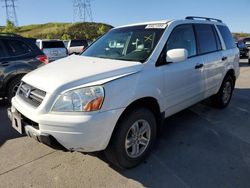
[8,16,240,168]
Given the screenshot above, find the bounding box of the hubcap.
[222,81,232,104]
[125,119,151,158]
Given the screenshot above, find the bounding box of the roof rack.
[185,16,222,23]
[0,33,23,37]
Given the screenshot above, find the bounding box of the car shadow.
[91,88,250,188]
[0,99,25,147]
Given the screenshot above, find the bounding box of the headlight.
[52,86,104,112]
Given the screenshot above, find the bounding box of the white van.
[8,17,239,168]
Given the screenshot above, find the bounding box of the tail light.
[37,55,49,64]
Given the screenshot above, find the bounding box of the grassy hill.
[0,22,113,41]
[233,32,250,39]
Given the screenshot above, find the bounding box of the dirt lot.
[0,59,250,188]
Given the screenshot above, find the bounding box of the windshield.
[82,24,166,63]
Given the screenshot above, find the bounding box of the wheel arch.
[224,69,236,88]
[108,97,164,147]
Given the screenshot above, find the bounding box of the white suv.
[8,17,239,168]
[36,39,68,62]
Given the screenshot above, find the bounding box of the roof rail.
[0,33,23,37]
[185,16,222,23]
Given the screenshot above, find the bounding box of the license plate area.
[12,112,24,134]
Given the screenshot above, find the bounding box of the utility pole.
[73,0,93,23]
[1,0,18,26]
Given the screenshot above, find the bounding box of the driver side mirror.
[166,49,188,63]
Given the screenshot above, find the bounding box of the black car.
[242,37,250,63]
[0,33,48,102]
[236,40,249,57]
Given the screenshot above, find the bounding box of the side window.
[167,24,197,57]
[3,39,31,57]
[195,24,219,54]
[217,25,236,49]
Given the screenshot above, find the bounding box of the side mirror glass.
[166,49,188,63]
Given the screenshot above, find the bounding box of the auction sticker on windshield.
[145,23,167,29]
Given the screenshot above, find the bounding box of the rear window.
[71,40,88,47]
[42,41,65,48]
[3,39,32,56]
[217,25,236,49]
[194,24,219,54]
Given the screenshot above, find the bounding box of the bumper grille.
[18,82,46,107]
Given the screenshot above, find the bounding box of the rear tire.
[7,76,22,103]
[210,75,234,109]
[105,108,157,169]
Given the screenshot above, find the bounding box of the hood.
[22,55,142,93]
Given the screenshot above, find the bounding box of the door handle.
[0,62,10,67]
[195,63,204,69]
[221,56,228,61]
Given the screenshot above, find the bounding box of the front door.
[157,24,205,116]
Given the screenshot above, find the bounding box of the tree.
[97,24,108,35]
[3,20,17,33]
[61,34,71,40]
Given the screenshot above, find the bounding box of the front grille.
[18,82,46,107]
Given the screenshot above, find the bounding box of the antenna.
[1,0,18,26]
[73,0,93,22]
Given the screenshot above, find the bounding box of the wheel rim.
[12,82,20,96]
[125,119,151,158]
[222,81,232,104]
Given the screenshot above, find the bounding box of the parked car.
[242,37,250,63]
[243,37,250,49]
[236,40,249,57]
[36,39,68,62]
[0,33,48,102]
[8,16,239,168]
[65,39,89,55]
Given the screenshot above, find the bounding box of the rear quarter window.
[42,41,65,48]
[217,25,236,49]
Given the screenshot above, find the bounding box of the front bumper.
[10,96,124,152]
[7,108,65,150]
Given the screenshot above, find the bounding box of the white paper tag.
[145,23,167,29]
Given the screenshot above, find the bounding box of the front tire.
[105,108,157,169]
[210,75,234,108]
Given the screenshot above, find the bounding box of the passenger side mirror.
[166,49,188,63]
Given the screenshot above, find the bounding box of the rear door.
[1,38,35,75]
[194,24,224,97]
